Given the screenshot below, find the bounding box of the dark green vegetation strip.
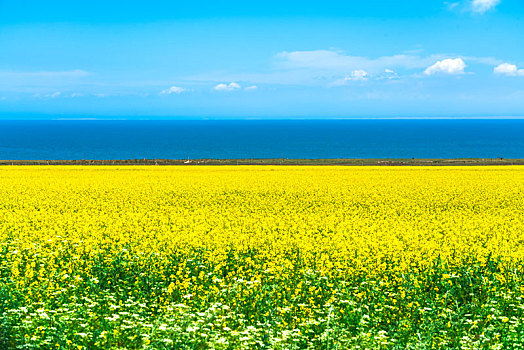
[0,158,523,166]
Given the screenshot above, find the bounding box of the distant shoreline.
[1,158,523,166]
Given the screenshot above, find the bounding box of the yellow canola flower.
[1,165,524,348]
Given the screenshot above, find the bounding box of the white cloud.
[346,70,369,81]
[472,0,500,14]
[424,58,466,75]
[276,50,442,72]
[445,1,461,10]
[161,86,187,94]
[33,91,61,98]
[494,63,524,76]
[445,0,501,14]
[245,85,258,91]
[494,63,517,75]
[213,82,241,91]
[384,69,399,79]
[187,50,503,87]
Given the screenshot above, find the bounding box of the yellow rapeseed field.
[1,166,524,349]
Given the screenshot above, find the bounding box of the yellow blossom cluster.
[1,166,523,349]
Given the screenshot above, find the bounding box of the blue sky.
[0,0,523,118]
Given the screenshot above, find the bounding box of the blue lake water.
[0,119,523,160]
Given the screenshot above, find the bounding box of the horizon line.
[0,116,523,121]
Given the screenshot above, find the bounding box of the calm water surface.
[0,119,523,159]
